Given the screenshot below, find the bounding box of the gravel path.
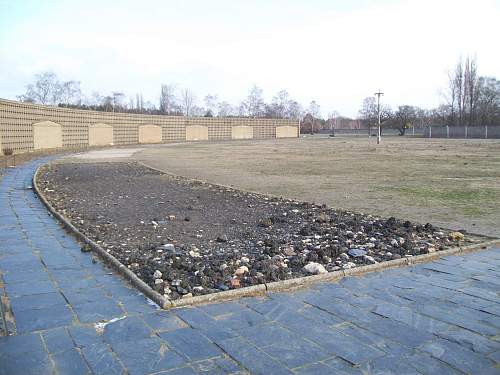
[39,162,474,300]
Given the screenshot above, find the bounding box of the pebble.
[390,239,399,247]
[342,262,357,269]
[235,266,249,276]
[153,270,163,279]
[219,263,228,271]
[182,293,193,298]
[348,248,367,258]
[162,244,175,251]
[154,278,163,285]
[363,255,377,264]
[339,253,350,261]
[304,262,328,275]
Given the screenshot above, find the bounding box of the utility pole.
[374,90,384,144]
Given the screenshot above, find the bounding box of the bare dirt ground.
[40,162,469,300]
[136,137,500,237]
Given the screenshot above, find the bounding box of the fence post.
[465,125,468,139]
[429,125,432,138]
[446,125,449,138]
[485,125,488,139]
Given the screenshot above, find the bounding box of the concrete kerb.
[33,161,500,310]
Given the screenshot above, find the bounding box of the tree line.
[16,55,500,135]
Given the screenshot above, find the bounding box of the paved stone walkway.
[0,159,499,375]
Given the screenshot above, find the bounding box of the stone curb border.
[34,162,500,310]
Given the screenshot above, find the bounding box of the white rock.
[153,270,163,279]
[189,250,201,258]
[303,262,327,275]
[342,262,357,269]
[154,278,163,285]
[162,244,175,251]
[339,253,350,261]
[219,263,228,271]
[363,255,377,264]
[241,256,250,263]
[390,239,399,247]
[235,266,249,276]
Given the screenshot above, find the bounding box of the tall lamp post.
[374,90,384,144]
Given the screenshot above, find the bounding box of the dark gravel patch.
[39,162,472,300]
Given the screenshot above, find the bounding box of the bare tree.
[159,84,177,114]
[17,72,61,104]
[241,85,265,117]
[181,88,196,116]
[204,94,218,116]
[216,101,235,117]
[58,80,81,105]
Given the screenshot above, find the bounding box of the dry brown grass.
[136,137,500,237]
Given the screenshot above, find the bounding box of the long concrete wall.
[0,98,299,154]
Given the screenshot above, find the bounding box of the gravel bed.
[39,162,472,300]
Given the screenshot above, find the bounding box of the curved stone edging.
[34,161,500,310]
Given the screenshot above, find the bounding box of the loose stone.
[304,262,327,274]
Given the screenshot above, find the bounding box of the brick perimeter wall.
[0,99,299,154]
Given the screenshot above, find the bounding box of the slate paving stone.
[73,299,125,324]
[42,327,75,354]
[14,304,74,333]
[218,336,294,375]
[420,338,495,374]
[323,357,364,374]
[62,287,111,306]
[236,322,302,348]
[417,303,499,336]
[112,336,187,375]
[212,308,269,330]
[198,301,248,317]
[10,291,67,312]
[5,280,57,297]
[275,313,384,365]
[298,304,345,326]
[82,342,127,375]
[2,268,50,284]
[0,332,45,356]
[488,350,500,363]
[103,316,153,345]
[293,362,333,375]
[260,339,330,369]
[405,352,463,375]
[1,163,500,375]
[0,350,54,375]
[115,293,159,315]
[373,302,453,335]
[52,347,92,375]
[188,357,242,375]
[159,327,223,361]
[140,311,187,332]
[360,354,420,375]
[162,367,198,375]
[68,325,105,348]
[355,313,437,349]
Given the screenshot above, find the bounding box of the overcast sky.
[1,0,499,117]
